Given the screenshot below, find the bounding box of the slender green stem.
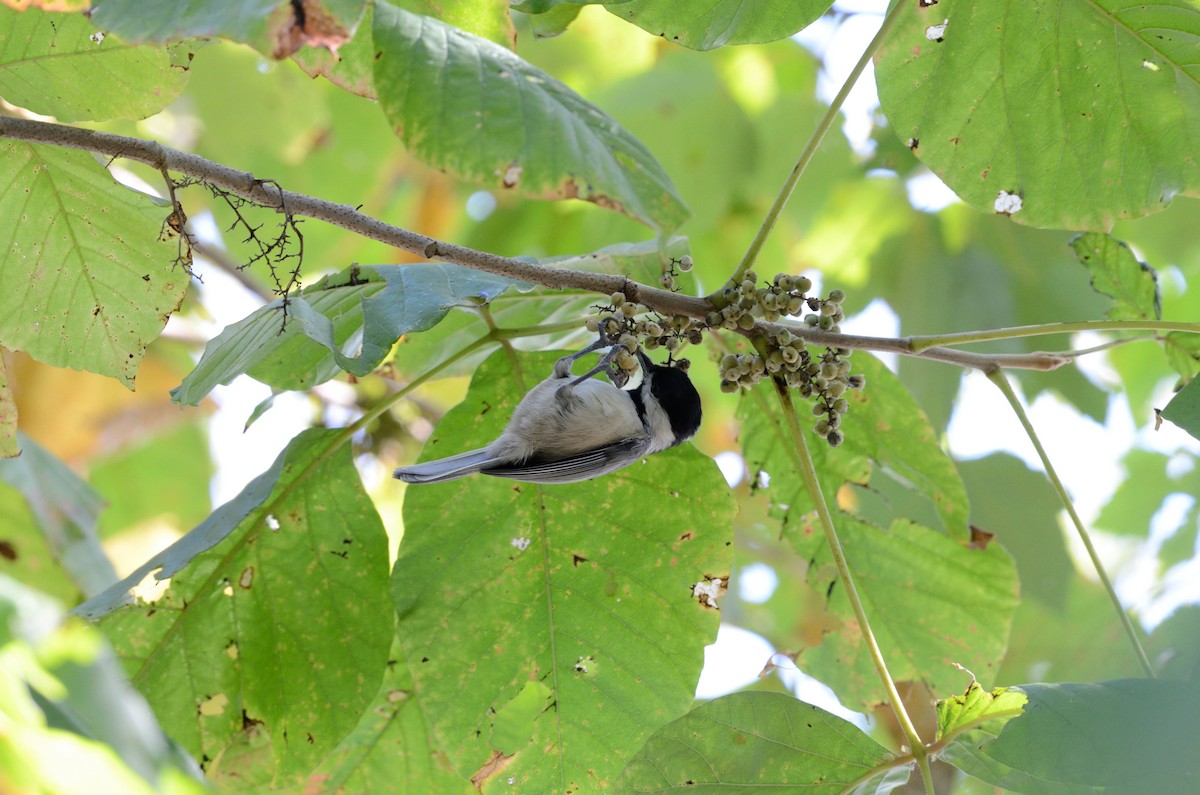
[721,1,908,293]
[769,377,933,793]
[986,370,1155,678]
[909,320,1200,352]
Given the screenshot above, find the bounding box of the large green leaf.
[88,429,392,777]
[875,0,1200,230]
[943,680,1200,793]
[800,518,1019,712]
[392,350,734,792]
[606,0,831,50]
[372,1,689,234]
[616,691,908,793]
[307,636,474,793]
[0,143,186,386]
[740,353,970,560]
[0,7,193,122]
[172,263,525,405]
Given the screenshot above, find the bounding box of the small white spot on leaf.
[693,577,725,609]
[994,189,1023,215]
[503,161,522,188]
[1142,59,1160,72]
[511,536,531,551]
[925,20,949,41]
[266,514,280,531]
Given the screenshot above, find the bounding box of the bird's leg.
[554,328,625,401]
[553,334,610,378]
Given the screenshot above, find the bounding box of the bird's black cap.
[650,364,702,444]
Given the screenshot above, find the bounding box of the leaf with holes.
[0,7,195,122]
[876,0,1200,230]
[392,350,734,791]
[1071,232,1161,320]
[0,142,185,386]
[90,429,392,777]
[90,0,364,59]
[372,1,688,234]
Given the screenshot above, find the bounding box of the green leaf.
[740,354,970,559]
[308,637,474,793]
[606,0,831,50]
[514,0,632,14]
[800,518,1018,712]
[89,421,213,540]
[945,680,1200,793]
[959,454,1073,609]
[525,3,583,39]
[172,263,524,405]
[0,576,206,795]
[90,0,365,59]
[392,350,734,791]
[616,691,907,793]
[89,429,392,776]
[0,143,186,386]
[1070,232,1161,320]
[372,1,689,234]
[0,7,194,122]
[0,433,116,599]
[292,4,378,98]
[875,0,1200,230]
[0,356,13,458]
[1163,330,1200,383]
[1161,373,1200,442]
[936,681,1027,743]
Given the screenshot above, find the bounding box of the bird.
[393,340,701,485]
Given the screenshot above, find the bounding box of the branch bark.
[0,116,1070,373]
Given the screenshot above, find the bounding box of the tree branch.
[0,117,1084,374]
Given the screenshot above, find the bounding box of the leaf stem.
[768,376,933,793]
[986,369,1155,678]
[910,320,1200,352]
[725,0,908,289]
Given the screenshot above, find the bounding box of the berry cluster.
[657,254,693,292]
[713,270,865,447]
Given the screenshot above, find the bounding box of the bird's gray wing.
[482,437,649,484]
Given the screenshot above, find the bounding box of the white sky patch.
[713,450,745,487]
[695,624,776,699]
[466,190,497,221]
[738,563,779,604]
[839,297,900,371]
[906,170,961,213]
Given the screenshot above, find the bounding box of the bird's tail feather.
[393,448,497,484]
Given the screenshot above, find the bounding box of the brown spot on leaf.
[470,749,514,789]
[968,525,995,550]
[270,0,351,60]
[0,540,16,561]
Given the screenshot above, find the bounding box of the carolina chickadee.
[393,344,702,485]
